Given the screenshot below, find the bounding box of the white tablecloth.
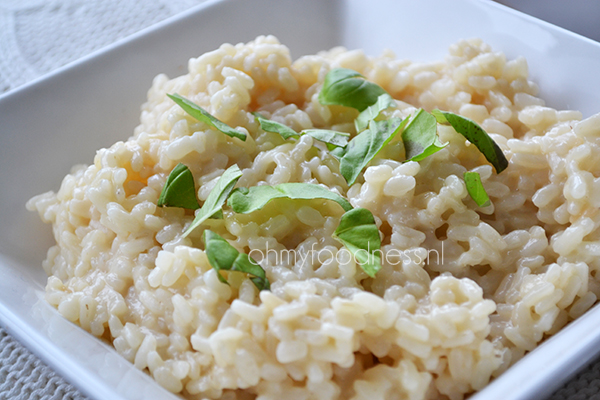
[0,0,599,399]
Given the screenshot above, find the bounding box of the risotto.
[26,36,600,399]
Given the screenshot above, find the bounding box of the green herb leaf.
[464,171,491,207]
[402,109,447,162]
[355,93,396,132]
[302,129,350,148]
[157,163,200,209]
[329,146,346,160]
[318,68,388,112]
[333,208,382,278]
[182,164,243,237]
[252,112,349,148]
[228,183,353,214]
[253,112,299,140]
[432,109,508,173]
[340,118,409,186]
[168,93,246,141]
[203,230,270,291]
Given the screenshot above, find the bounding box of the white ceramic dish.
[1,0,600,399]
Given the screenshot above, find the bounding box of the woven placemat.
[0,0,202,92]
[0,327,88,400]
[552,362,600,400]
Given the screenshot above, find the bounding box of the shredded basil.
[432,110,508,173]
[182,164,243,237]
[168,93,247,141]
[355,93,396,132]
[203,230,270,291]
[228,183,353,214]
[340,118,409,186]
[302,129,350,148]
[402,109,447,162]
[157,163,200,210]
[253,112,350,148]
[333,208,382,277]
[329,146,346,160]
[318,68,388,112]
[252,112,298,140]
[464,171,491,207]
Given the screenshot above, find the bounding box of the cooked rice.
[27,35,600,399]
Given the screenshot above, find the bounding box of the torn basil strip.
[182,164,243,237]
[329,146,346,160]
[432,109,508,173]
[340,117,409,186]
[227,183,353,214]
[302,129,350,148]
[253,112,350,148]
[252,112,299,140]
[464,171,491,207]
[318,68,389,112]
[203,230,270,291]
[167,93,247,141]
[157,163,200,210]
[355,93,396,132]
[333,208,382,278]
[402,109,447,162]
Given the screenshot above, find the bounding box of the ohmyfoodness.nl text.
[248,242,445,266]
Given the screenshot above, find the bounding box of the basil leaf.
[464,172,491,207]
[329,146,346,160]
[167,93,246,141]
[252,112,349,148]
[402,109,447,162]
[157,163,200,209]
[340,118,409,186]
[355,93,396,132]
[182,164,243,237]
[432,109,508,173]
[228,183,353,214]
[252,112,298,140]
[203,230,270,291]
[318,68,388,112]
[301,129,350,148]
[333,208,382,278]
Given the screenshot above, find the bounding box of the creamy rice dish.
[27,36,600,399]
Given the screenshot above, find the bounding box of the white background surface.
[0,0,599,399]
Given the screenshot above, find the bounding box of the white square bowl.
[1,0,600,399]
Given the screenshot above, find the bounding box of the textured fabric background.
[0,0,203,92]
[1,0,599,399]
